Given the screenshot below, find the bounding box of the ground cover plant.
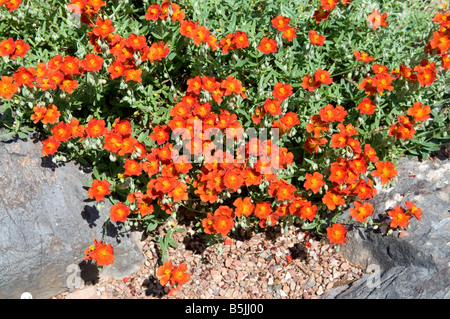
[1,0,449,296]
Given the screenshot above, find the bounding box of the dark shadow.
[81,205,100,228]
[78,259,99,283]
[263,224,283,242]
[142,275,167,298]
[288,243,308,262]
[182,233,207,255]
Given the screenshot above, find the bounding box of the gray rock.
[0,133,145,299]
[323,156,450,299]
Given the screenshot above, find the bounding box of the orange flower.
[41,136,61,156]
[367,10,388,30]
[60,56,80,76]
[13,66,36,88]
[109,202,130,223]
[364,144,379,163]
[300,202,318,221]
[272,82,293,101]
[0,38,16,57]
[263,98,282,116]
[407,102,430,122]
[309,30,326,46]
[88,179,112,201]
[9,39,30,60]
[136,195,154,217]
[282,27,297,42]
[280,112,300,129]
[321,0,338,11]
[223,169,244,192]
[156,261,173,286]
[271,15,290,31]
[354,50,374,63]
[319,104,338,122]
[84,239,114,267]
[254,202,272,220]
[322,189,345,211]
[155,176,179,194]
[150,124,170,145]
[93,18,115,38]
[213,214,234,237]
[233,197,254,217]
[221,75,242,96]
[123,159,143,177]
[314,68,333,85]
[372,73,394,93]
[357,97,377,115]
[170,263,191,286]
[30,105,47,124]
[304,172,325,194]
[257,37,277,54]
[414,62,437,87]
[202,212,216,234]
[80,53,104,72]
[370,160,397,185]
[169,181,188,202]
[327,223,348,244]
[304,136,327,154]
[301,74,321,91]
[306,115,329,138]
[313,6,330,24]
[186,76,202,95]
[51,122,72,142]
[349,201,374,223]
[232,31,250,49]
[388,206,411,228]
[42,104,61,125]
[405,201,422,221]
[0,76,19,100]
[86,118,107,137]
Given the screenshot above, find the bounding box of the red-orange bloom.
[354,50,374,63]
[170,263,191,286]
[349,201,374,223]
[300,202,318,221]
[42,104,61,125]
[257,37,278,54]
[156,261,173,286]
[86,118,107,137]
[407,102,431,122]
[51,121,72,142]
[84,239,114,267]
[321,0,338,11]
[213,214,234,237]
[232,31,250,49]
[0,76,19,100]
[371,160,397,185]
[150,124,170,145]
[322,189,345,211]
[88,179,112,201]
[41,136,61,156]
[309,30,326,46]
[271,15,290,31]
[327,223,348,244]
[272,82,293,101]
[9,39,30,59]
[80,53,104,72]
[263,98,282,116]
[388,206,411,228]
[0,38,16,57]
[254,202,272,220]
[367,10,388,30]
[282,27,297,42]
[314,69,333,85]
[304,172,325,194]
[123,159,143,177]
[233,197,254,217]
[357,97,377,115]
[405,201,422,221]
[93,18,115,38]
[109,202,131,223]
[301,74,321,91]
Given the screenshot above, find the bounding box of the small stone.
[341,262,350,271]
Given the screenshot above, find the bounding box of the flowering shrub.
[1,0,449,295]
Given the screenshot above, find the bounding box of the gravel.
[53,220,364,299]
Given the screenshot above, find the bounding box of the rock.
[0,133,145,299]
[64,286,99,299]
[323,156,450,299]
